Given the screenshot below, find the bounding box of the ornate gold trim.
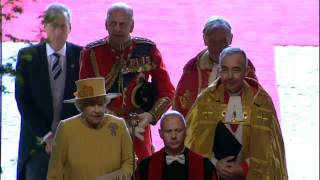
[89,50,100,77]
[149,97,172,123]
[105,60,122,92]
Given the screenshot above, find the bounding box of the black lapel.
[64,42,79,99]
[37,44,54,115]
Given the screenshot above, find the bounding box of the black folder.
[213,121,242,161]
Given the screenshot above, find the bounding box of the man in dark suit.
[15,3,82,180]
[136,111,217,180]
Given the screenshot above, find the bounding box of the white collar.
[225,95,244,122]
[46,43,67,57]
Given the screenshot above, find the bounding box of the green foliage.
[0,62,16,76]
[1,0,24,22]
[0,63,16,93]
[1,0,41,93]
[1,0,26,83]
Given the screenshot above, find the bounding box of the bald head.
[159,111,186,129]
[159,111,186,155]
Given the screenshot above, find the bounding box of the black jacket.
[15,42,82,180]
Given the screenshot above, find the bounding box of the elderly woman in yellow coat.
[47,77,133,180]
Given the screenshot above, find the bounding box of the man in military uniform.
[173,16,257,117]
[185,47,287,179]
[80,2,175,160]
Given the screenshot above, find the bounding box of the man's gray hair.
[106,2,134,22]
[44,3,72,24]
[203,16,232,36]
[159,110,186,129]
[219,47,248,67]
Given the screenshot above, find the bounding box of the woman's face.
[81,97,107,128]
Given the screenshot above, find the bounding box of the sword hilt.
[128,113,140,180]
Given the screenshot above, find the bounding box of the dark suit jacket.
[15,42,82,180]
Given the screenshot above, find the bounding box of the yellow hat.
[64,77,120,103]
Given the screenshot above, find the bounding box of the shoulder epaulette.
[132,37,155,45]
[85,38,107,49]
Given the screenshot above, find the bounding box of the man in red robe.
[136,111,217,180]
[173,16,257,117]
[79,2,175,160]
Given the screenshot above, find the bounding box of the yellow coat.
[185,78,288,180]
[47,114,133,180]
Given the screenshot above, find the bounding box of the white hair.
[44,3,72,23]
[203,16,232,36]
[219,47,248,68]
[106,2,134,22]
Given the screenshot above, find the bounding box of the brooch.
[108,123,118,136]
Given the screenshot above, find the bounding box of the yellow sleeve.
[185,101,215,158]
[270,114,288,179]
[262,97,288,179]
[185,102,199,149]
[247,95,288,180]
[47,121,68,180]
[119,119,134,180]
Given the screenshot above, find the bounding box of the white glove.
[97,170,120,180]
[137,112,154,128]
[131,112,154,141]
[127,125,145,141]
[133,126,145,141]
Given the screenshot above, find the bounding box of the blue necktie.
[52,53,62,80]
